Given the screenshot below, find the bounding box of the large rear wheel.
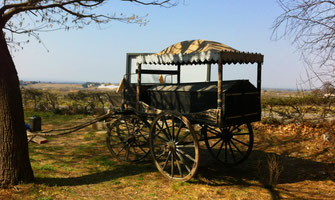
[150,112,200,181]
[203,123,253,165]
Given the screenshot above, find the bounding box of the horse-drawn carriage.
[106,40,264,181]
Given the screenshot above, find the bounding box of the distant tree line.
[22,88,122,115]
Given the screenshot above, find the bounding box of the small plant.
[257,154,283,189]
[266,154,283,189]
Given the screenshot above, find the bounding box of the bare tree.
[0,0,176,187]
[272,0,335,87]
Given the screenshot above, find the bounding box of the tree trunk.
[0,30,34,187]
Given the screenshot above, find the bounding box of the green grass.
[39,164,57,171]
[89,156,115,167]
[84,131,95,140]
[24,111,88,125]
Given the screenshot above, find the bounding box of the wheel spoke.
[216,139,225,158]
[116,143,127,157]
[210,138,223,149]
[126,145,130,161]
[230,140,244,157]
[176,144,195,148]
[132,146,138,158]
[157,122,171,141]
[228,142,236,163]
[176,151,191,173]
[162,151,171,170]
[134,140,147,154]
[157,135,169,142]
[207,126,221,135]
[175,154,183,177]
[176,131,191,144]
[174,123,184,141]
[230,125,240,133]
[136,125,149,142]
[224,141,228,163]
[124,120,132,136]
[108,134,121,138]
[109,142,124,147]
[231,138,249,146]
[156,150,167,160]
[172,117,175,141]
[206,136,221,140]
[177,149,195,162]
[163,116,172,137]
[171,153,174,177]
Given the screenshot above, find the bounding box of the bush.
[262,94,335,124]
[21,88,121,115]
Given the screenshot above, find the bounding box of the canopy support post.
[257,62,262,119]
[206,63,211,82]
[257,62,262,96]
[177,64,181,84]
[217,55,223,127]
[137,63,142,110]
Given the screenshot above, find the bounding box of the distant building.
[97,84,119,89]
[82,82,101,88]
[324,93,335,98]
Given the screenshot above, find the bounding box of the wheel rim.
[204,123,253,165]
[150,112,199,181]
[106,115,150,162]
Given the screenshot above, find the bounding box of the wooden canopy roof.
[136,40,264,65]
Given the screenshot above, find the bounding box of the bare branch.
[122,0,177,7]
[273,0,335,87]
[0,0,176,49]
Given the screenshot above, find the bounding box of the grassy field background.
[0,84,334,199]
[0,110,334,199]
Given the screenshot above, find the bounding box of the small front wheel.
[106,114,150,162]
[150,112,199,181]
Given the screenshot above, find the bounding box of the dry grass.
[24,83,83,91]
[0,112,335,199]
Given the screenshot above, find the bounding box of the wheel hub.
[167,141,176,153]
[221,132,233,141]
[126,136,136,144]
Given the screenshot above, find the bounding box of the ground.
[0,112,334,200]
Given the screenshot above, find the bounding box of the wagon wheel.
[149,112,200,181]
[106,114,150,162]
[203,123,253,165]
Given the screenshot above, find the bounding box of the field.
[1,84,335,199]
[0,110,334,199]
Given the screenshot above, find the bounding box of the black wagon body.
[106,40,264,181]
[147,80,260,125]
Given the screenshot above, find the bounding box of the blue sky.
[12,0,305,89]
